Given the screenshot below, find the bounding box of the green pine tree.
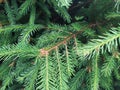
[0,0,120,90]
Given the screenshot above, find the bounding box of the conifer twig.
[40,30,83,56]
[40,24,94,56]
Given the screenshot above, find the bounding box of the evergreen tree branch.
[90,53,99,90]
[0,44,39,59]
[19,0,35,16]
[0,24,27,33]
[55,47,69,90]
[4,0,15,25]
[101,55,116,77]
[48,0,71,22]
[29,6,36,25]
[69,69,86,90]
[79,26,120,59]
[19,24,43,44]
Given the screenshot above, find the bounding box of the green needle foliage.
[0,0,120,90]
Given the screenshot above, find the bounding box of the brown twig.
[40,24,96,56]
[40,29,83,56]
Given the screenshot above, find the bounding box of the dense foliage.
[0,0,120,90]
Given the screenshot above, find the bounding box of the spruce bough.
[0,0,120,90]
